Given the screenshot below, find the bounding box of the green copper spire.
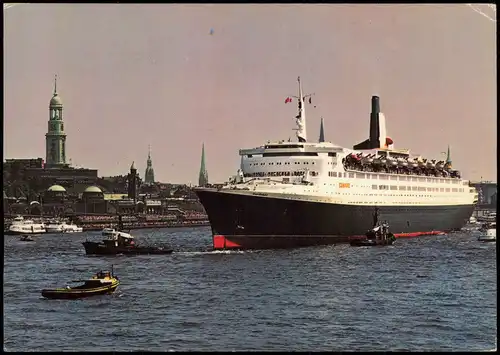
[198,143,208,187]
[46,75,66,168]
[319,117,325,143]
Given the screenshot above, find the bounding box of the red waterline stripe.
[213,235,241,249]
[394,231,446,238]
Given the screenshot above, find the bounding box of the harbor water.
[3,227,497,351]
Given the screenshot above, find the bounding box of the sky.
[3,4,497,184]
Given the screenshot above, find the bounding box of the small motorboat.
[41,268,119,300]
[350,221,396,247]
[478,222,496,242]
[20,234,37,242]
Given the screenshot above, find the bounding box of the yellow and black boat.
[41,268,120,300]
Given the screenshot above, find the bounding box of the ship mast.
[291,76,313,143]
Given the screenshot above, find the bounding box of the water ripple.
[3,227,497,351]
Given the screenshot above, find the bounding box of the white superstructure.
[222,78,477,208]
[8,216,46,235]
[45,219,83,233]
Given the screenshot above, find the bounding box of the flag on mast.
[284,97,292,104]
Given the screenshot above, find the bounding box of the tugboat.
[41,267,119,300]
[82,215,173,256]
[349,207,396,247]
[478,222,496,242]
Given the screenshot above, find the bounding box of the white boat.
[45,219,83,233]
[469,216,478,224]
[8,216,46,235]
[62,222,83,233]
[478,222,496,242]
[102,227,117,237]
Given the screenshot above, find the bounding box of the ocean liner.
[195,77,478,250]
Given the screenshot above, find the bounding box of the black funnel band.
[371,96,380,114]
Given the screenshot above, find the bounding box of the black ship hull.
[195,188,474,250]
[82,242,173,256]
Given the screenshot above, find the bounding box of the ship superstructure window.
[400,176,407,181]
[390,186,397,190]
[372,185,378,190]
[328,153,337,157]
[265,144,304,149]
[399,186,407,191]
[262,152,318,157]
[379,185,389,190]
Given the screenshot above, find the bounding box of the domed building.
[83,186,104,200]
[45,184,67,203]
[80,185,107,214]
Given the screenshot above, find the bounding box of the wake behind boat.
[195,77,477,250]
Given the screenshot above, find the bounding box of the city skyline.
[4,4,496,183]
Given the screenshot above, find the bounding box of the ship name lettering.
[339,182,350,188]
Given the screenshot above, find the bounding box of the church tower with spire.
[144,145,155,184]
[127,161,138,201]
[45,75,67,168]
[318,117,325,143]
[198,143,209,187]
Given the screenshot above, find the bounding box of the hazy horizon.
[4,4,496,184]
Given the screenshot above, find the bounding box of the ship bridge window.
[328,152,337,157]
[247,155,253,158]
[265,144,304,149]
[390,176,397,181]
[262,152,318,157]
[400,176,407,181]
[356,173,365,178]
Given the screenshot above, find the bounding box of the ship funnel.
[353,96,389,150]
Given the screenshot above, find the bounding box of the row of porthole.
[249,161,316,166]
